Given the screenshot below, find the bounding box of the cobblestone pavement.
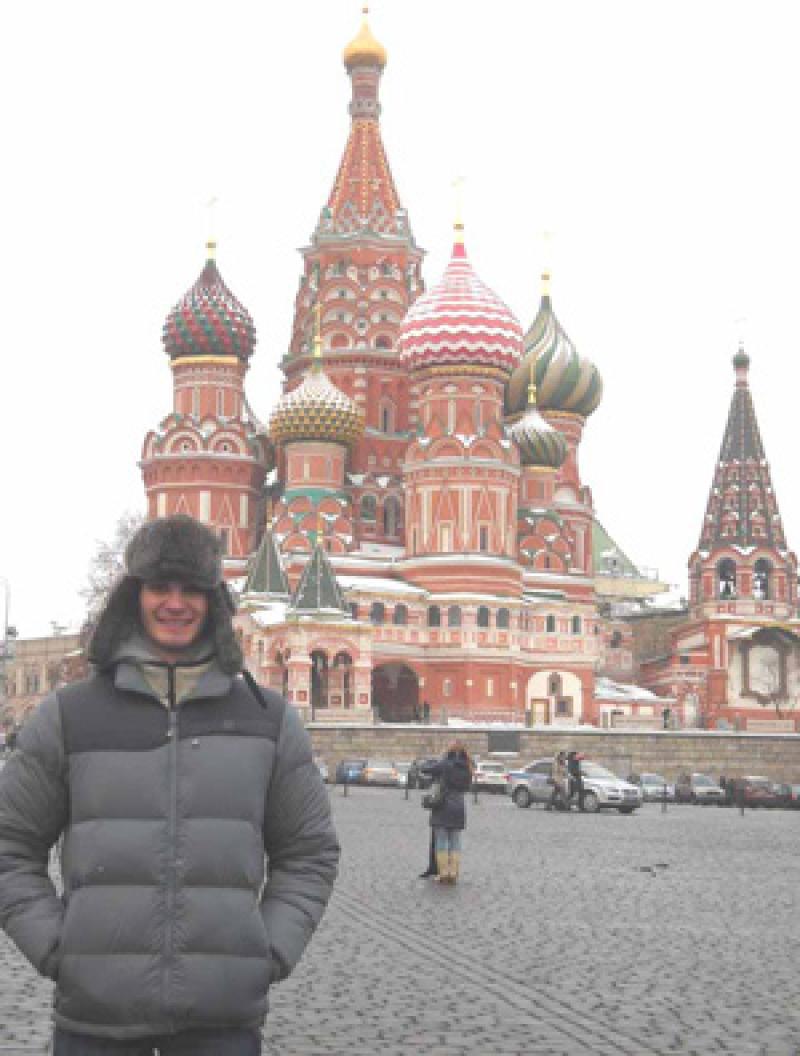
[2,792,799,1055]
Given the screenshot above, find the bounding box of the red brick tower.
[396,221,525,716]
[280,8,423,549]
[140,241,271,569]
[641,349,800,730]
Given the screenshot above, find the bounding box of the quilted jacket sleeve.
[0,693,68,978]
[260,705,339,981]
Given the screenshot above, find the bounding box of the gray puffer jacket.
[0,645,339,1039]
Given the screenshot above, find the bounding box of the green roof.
[592,519,641,578]
[291,545,349,615]
[243,530,289,596]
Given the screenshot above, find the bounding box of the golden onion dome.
[343,7,388,70]
[268,368,364,448]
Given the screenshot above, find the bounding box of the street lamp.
[0,577,15,703]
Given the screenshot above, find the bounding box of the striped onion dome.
[163,243,256,361]
[268,364,364,447]
[398,229,524,374]
[508,384,568,468]
[506,274,602,418]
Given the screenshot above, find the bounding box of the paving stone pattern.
[2,793,799,1055]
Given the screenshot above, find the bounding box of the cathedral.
[138,11,800,731]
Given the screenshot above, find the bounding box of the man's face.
[139,582,209,660]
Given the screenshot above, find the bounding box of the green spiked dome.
[506,273,602,419]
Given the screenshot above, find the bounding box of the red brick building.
[140,12,674,727]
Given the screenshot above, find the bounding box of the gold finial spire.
[527,357,538,407]
[453,176,465,245]
[205,196,218,260]
[343,3,387,69]
[312,302,323,370]
[540,229,553,299]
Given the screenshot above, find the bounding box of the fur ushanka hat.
[88,515,243,674]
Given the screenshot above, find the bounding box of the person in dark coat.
[0,515,339,1054]
[567,750,585,811]
[425,743,473,883]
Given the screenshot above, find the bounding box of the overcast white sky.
[2,0,799,638]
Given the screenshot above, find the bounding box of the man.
[0,515,339,1054]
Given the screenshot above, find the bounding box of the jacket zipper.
[163,666,178,1028]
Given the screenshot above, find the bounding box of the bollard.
[473,781,479,805]
[662,782,668,813]
[404,780,409,802]
[343,778,348,798]
[739,785,745,816]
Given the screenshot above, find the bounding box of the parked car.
[780,784,800,809]
[313,756,330,783]
[628,772,675,802]
[724,775,777,807]
[407,757,440,790]
[510,757,641,813]
[472,760,511,794]
[674,773,725,805]
[335,758,367,785]
[361,759,398,786]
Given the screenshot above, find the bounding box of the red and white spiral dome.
[398,228,523,373]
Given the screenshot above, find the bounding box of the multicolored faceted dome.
[506,274,602,418]
[508,385,568,469]
[398,229,524,373]
[163,243,256,361]
[269,363,364,448]
[343,6,387,70]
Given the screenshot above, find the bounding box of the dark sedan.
[407,757,440,790]
[335,758,367,785]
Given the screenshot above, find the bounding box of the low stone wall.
[308,724,800,781]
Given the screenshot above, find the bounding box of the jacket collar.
[109,632,234,703]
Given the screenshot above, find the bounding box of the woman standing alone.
[426,743,473,884]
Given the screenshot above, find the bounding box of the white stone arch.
[526,669,583,725]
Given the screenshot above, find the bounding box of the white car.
[472,760,511,794]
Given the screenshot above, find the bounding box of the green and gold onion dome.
[163,241,256,362]
[508,376,568,469]
[269,339,364,448]
[343,6,387,69]
[506,273,602,418]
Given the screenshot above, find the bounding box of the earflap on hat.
[87,577,143,671]
[207,585,244,674]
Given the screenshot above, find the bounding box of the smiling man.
[0,515,339,1055]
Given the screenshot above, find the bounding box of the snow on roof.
[251,603,290,627]
[594,676,673,702]
[337,575,425,596]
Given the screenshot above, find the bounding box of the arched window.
[348,602,359,621]
[310,650,329,713]
[497,608,510,629]
[477,606,490,628]
[369,601,385,625]
[548,673,562,697]
[332,652,354,709]
[360,494,377,522]
[383,496,401,537]
[393,604,408,626]
[427,605,441,628]
[753,558,772,600]
[375,335,392,349]
[717,558,737,599]
[546,614,556,633]
[571,615,582,635]
[447,605,462,628]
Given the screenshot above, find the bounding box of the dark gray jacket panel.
[0,693,67,978]
[0,663,339,1039]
